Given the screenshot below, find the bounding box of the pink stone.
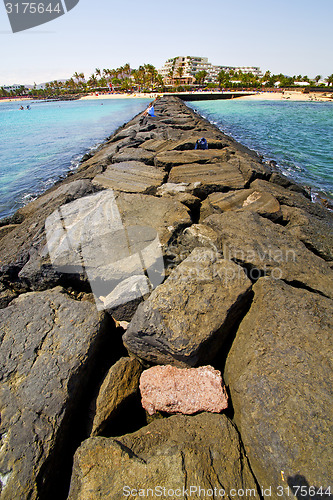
[139,365,228,415]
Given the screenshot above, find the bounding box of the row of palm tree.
[216,70,333,89]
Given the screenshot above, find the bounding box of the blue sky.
[0,0,332,85]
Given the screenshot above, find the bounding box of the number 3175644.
[5,3,62,14]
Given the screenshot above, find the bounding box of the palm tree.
[325,74,333,86]
[176,67,184,81]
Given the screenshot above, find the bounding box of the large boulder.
[124,247,252,366]
[112,147,155,165]
[281,205,333,261]
[168,162,246,195]
[0,180,96,291]
[3,190,191,301]
[0,287,118,500]
[92,161,166,194]
[200,188,281,221]
[154,149,231,169]
[251,179,332,219]
[205,211,333,298]
[224,277,333,499]
[68,413,259,500]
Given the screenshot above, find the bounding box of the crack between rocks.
[282,279,331,299]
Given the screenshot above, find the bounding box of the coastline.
[1,89,332,105]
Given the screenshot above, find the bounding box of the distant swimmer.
[26,105,31,110]
[19,105,24,110]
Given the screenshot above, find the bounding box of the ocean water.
[188,99,333,200]
[0,98,150,219]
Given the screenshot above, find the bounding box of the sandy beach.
[237,90,333,102]
[80,92,160,100]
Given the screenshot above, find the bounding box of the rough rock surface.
[91,357,143,436]
[251,178,332,219]
[281,204,333,261]
[200,188,282,221]
[168,162,246,195]
[112,147,155,165]
[205,210,333,298]
[124,247,252,366]
[0,179,96,291]
[0,287,115,500]
[224,277,333,498]
[67,413,259,500]
[2,189,190,296]
[154,149,231,169]
[140,365,228,415]
[92,161,166,193]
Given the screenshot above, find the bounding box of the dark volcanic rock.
[224,277,333,498]
[68,413,259,500]
[124,247,252,366]
[205,210,333,298]
[0,287,117,500]
[0,180,96,291]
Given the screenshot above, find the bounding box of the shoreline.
[2,89,332,105]
[1,92,331,224]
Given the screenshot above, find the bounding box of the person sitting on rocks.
[195,137,208,150]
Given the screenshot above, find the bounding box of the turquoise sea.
[188,99,333,201]
[0,98,150,219]
[0,97,332,220]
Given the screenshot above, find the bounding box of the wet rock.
[68,413,259,500]
[112,147,155,165]
[77,143,118,171]
[140,365,228,415]
[108,124,139,143]
[200,188,281,221]
[0,286,117,500]
[168,162,246,195]
[124,247,252,366]
[281,205,333,261]
[92,161,166,193]
[205,210,333,298]
[224,277,333,497]
[91,357,143,436]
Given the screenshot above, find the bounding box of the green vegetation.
[1,64,332,99]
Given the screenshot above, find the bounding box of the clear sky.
[0,0,332,85]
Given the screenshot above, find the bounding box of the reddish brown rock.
[140,365,228,415]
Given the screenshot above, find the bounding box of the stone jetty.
[0,96,332,500]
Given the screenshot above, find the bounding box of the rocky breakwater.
[0,96,332,500]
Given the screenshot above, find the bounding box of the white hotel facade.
[159,56,262,84]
